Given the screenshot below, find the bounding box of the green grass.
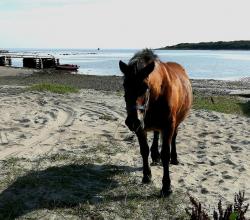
[0,152,189,219]
[193,95,250,117]
[99,114,116,121]
[28,83,79,94]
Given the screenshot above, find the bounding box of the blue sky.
[0,0,250,49]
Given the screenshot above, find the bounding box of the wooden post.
[6,57,12,66]
[0,56,5,66]
[40,58,43,69]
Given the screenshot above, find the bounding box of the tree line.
[158,40,250,50]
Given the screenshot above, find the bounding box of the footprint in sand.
[37,99,48,106]
[45,110,58,119]
[201,187,209,194]
[223,158,237,167]
[16,118,30,123]
[196,150,205,158]
[198,131,215,138]
[12,117,31,127]
[230,145,242,152]
[197,141,207,149]
[34,116,48,125]
[241,140,250,145]
[212,134,223,139]
[222,174,234,180]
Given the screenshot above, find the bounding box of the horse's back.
[164,62,188,79]
[161,62,192,125]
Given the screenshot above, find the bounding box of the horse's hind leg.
[161,125,174,197]
[136,130,152,183]
[150,131,161,166]
[170,128,179,165]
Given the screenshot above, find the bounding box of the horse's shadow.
[0,163,138,219]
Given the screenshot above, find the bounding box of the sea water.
[8,48,250,80]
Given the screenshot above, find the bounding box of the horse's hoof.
[142,175,152,184]
[170,159,179,165]
[160,188,173,197]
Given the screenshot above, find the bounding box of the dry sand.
[0,84,249,217]
[0,66,250,217]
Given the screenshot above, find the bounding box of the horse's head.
[119,60,155,132]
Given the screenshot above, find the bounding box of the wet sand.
[1,66,250,95]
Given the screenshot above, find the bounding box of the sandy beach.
[0,67,249,219]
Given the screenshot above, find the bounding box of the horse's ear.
[119,60,129,75]
[141,62,155,79]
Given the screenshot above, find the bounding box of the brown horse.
[119,49,192,197]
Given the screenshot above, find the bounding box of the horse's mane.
[128,49,159,71]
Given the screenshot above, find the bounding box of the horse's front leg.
[161,121,175,196]
[136,130,152,183]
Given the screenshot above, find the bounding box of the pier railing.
[0,53,59,69]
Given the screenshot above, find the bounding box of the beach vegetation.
[28,83,79,94]
[99,114,116,121]
[186,191,249,220]
[193,95,250,117]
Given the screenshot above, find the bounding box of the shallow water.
[8,48,250,80]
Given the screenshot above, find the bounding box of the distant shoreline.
[157,40,250,50]
[2,48,250,80]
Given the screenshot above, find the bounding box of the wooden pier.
[0,53,59,69]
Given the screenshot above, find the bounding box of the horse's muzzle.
[125,116,144,132]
